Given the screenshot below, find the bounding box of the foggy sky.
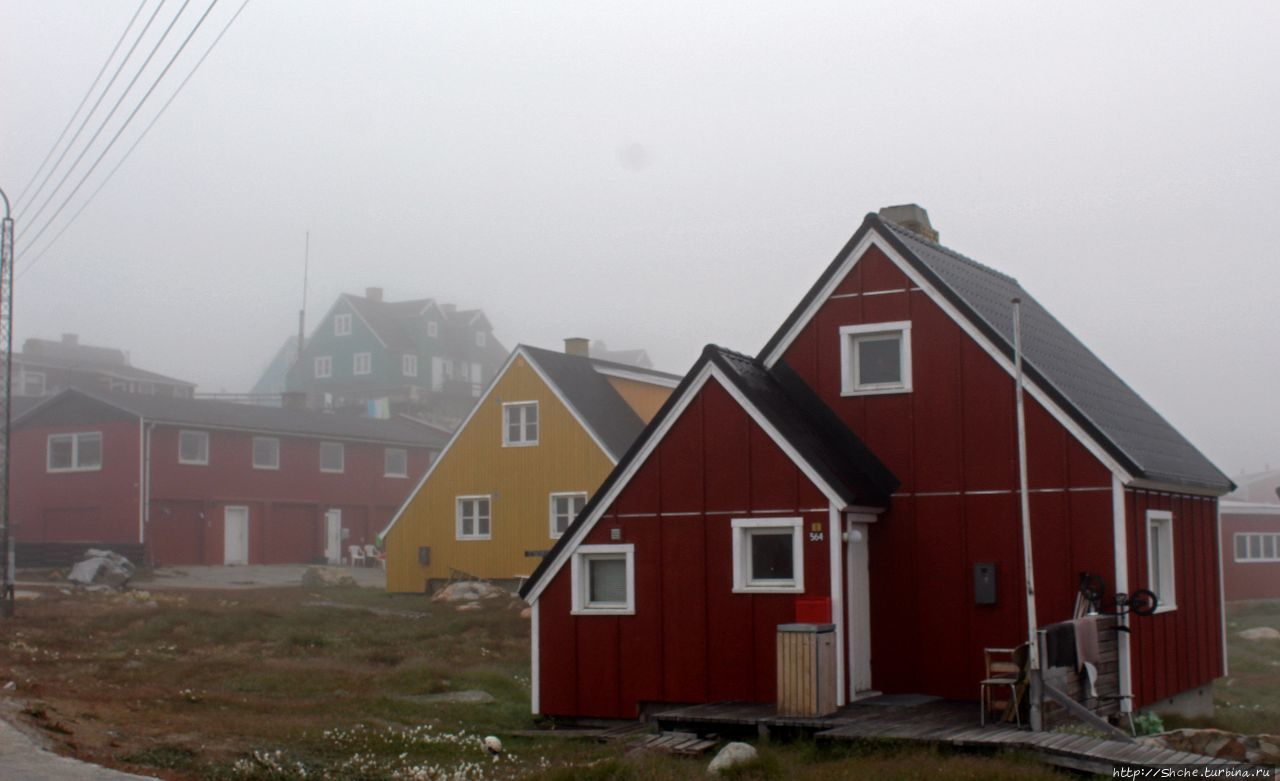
[3,1,1278,478]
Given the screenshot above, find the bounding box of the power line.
[18,0,195,243]
[16,0,169,219]
[13,0,150,210]
[19,0,253,279]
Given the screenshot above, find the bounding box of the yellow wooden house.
[381,339,679,592]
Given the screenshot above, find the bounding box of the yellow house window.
[457,496,491,540]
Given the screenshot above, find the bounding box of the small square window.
[571,544,635,615]
[385,448,408,477]
[1146,510,1176,612]
[334,313,352,336]
[47,431,102,472]
[732,518,804,593]
[319,441,344,473]
[314,356,332,378]
[503,401,539,446]
[550,492,587,538]
[476,331,486,347]
[353,352,372,375]
[457,496,491,540]
[179,430,209,465]
[253,437,280,470]
[840,322,912,396]
[427,321,438,338]
[402,354,418,377]
[17,370,45,396]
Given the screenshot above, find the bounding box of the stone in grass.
[456,602,482,612]
[403,690,496,704]
[707,742,758,775]
[1237,627,1280,641]
[300,566,357,588]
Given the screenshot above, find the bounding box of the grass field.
[1,581,1276,780]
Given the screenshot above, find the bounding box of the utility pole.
[1,187,16,619]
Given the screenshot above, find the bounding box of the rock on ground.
[1237,626,1280,641]
[432,581,507,602]
[300,566,357,588]
[68,549,136,589]
[707,741,758,775]
[1140,728,1280,764]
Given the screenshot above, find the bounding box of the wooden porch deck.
[653,698,1260,775]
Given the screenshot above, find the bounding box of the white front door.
[846,518,873,696]
[224,506,249,565]
[325,509,342,565]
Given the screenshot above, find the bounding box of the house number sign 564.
[809,522,824,543]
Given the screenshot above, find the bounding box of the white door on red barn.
[224,506,249,566]
[846,517,874,696]
[325,509,342,565]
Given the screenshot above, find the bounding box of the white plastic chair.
[364,544,386,569]
[349,545,367,567]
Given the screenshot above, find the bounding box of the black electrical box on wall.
[974,562,997,605]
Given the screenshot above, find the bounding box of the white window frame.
[427,321,438,338]
[1234,532,1280,563]
[353,352,372,376]
[384,447,408,478]
[252,436,280,470]
[1146,510,1176,612]
[476,331,486,347]
[456,495,492,540]
[46,431,103,473]
[402,354,418,378]
[17,369,46,396]
[839,321,913,396]
[571,544,635,615]
[319,441,344,473]
[731,517,805,593]
[549,491,587,539]
[502,401,539,447]
[314,355,332,378]
[334,313,352,336]
[178,430,209,465]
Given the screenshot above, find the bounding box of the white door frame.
[224,506,249,566]
[324,508,342,565]
[846,516,874,697]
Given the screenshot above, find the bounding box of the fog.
[2,1,1277,477]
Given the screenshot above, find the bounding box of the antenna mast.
[297,231,309,363]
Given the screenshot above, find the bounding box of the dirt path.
[0,716,157,781]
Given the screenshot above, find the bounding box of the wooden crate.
[776,623,837,717]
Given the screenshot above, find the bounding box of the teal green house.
[282,287,507,422]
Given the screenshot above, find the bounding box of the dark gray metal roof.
[15,388,449,448]
[762,213,1231,493]
[520,345,680,461]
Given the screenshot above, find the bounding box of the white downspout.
[137,418,145,544]
[828,503,845,706]
[1113,474,1134,712]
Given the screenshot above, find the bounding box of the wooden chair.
[349,544,368,567]
[980,644,1028,726]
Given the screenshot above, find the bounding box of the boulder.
[68,549,135,588]
[300,566,357,588]
[1145,728,1279,763]
[1237,627,1280,641]
[431,581,507,602]
[707,742,757,775]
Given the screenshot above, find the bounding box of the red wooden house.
[12,388,447,566]
[1219,500,1280,601]
[520,207,1233,722]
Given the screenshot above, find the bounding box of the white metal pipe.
[1013,298,1042,730]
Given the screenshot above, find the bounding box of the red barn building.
[12,388,446,566]
[521,207,1233,722]
[1219,501,1280,601]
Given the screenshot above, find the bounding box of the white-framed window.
[456,495,491,540]
[252,437,280,470]
[1234,532,1280,563]
[502,401,539,446]
[427,321,438,338]
[571,544,635,615]
[402,354,418,377]
[178,430,209,465]
[731,517,804,593]
[353,352,372,375]
[47,431,102,472]
[549,492,587,538]
[475,331,486,347]
[319,441,344,473]
[840,321,913,396]
[1146,510,1176,612]
[384,447,408,477]
[314,355,332,378]
[334,313,352,336]
[17,369,46,396]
